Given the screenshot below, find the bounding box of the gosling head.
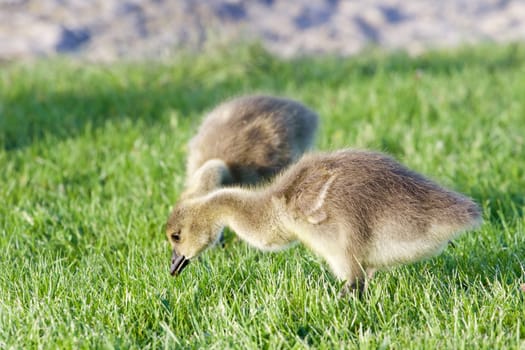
[165,201,221,276]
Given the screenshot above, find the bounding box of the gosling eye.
[171,232,181,243]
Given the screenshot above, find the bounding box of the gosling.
[182,94,319,199]
[166,149,482,295]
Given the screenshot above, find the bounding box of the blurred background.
[1,0,525,61]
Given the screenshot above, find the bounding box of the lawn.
[1,44,524,349]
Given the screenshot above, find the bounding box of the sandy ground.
[1,0,525,61]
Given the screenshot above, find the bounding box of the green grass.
[1,44,524,349]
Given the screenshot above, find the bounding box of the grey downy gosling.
[166,149,482,295]
[181,94,319,199]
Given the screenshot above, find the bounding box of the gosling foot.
[338,280,366,298]
[338,268,376,298]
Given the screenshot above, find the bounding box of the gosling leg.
[364,267,377,291]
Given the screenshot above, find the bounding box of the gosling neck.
[182,159,233,199]
[194,187,268,234]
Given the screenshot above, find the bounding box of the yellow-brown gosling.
[166,149,481,295]
[181,94,319,199]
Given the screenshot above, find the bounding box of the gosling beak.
[170,250,190,276]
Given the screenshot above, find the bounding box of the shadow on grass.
[2,43,524,151]
[445,239,523,279]
[0,78,228,150]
